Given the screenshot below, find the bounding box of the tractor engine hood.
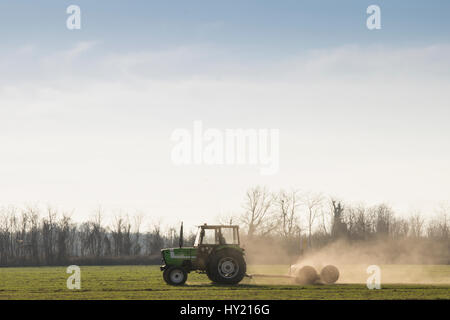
[161,248,197,266]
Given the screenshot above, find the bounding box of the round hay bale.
[320,265,339,284]
[295,266,319,285]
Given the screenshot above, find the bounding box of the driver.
[218,232,226,244]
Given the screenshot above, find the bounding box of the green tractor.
[160,223,246,286]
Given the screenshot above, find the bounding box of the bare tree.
[56,213,72,264]
[148,220,164,254]
[427,204,449,240]
[122,215,132,256]
[240,186,276,238]
[132,213,144,255]
[409,213,425,238]
[302,192,324,247]
[111,214,124,256]
[42,207,57,264]
[331,200,347,239]
[374,204,394,237]
[277,189,301,239]
[390,217,409,240]
[320,199,339,236]
[217,212,237,226]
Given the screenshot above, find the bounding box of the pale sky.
[0,1,449,230]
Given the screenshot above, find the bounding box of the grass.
[0,265,449,300]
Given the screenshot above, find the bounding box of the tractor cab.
[194,224,240,247]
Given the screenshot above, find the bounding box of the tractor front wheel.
[207,250,246,285]
[163,266,187,286]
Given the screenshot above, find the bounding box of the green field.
[0,265,449,300]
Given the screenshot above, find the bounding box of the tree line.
[0,186,449,266]
[236,187,449,241]
[232,186,449,264]
[0,207,195,267]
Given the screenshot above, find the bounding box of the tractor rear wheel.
[163,266,187,286]
[207,250,246,285]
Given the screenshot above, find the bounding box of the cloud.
[2,43,450,88]
[0,43,449,222]
[1,43,450,125]
[40,41,97,67]
[63,41,97,59]
[295,44,450,79]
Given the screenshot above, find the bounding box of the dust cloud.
[244,238,450,284]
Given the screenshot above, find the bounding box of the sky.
[0,1,449,231]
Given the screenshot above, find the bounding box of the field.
[0,265,449,300]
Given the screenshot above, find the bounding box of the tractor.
[160,223,246,285]
[160,223,340,286]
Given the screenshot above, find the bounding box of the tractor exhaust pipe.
[179,222,184,248]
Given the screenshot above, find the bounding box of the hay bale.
[320,265,339,284]
[294,266,319,285]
